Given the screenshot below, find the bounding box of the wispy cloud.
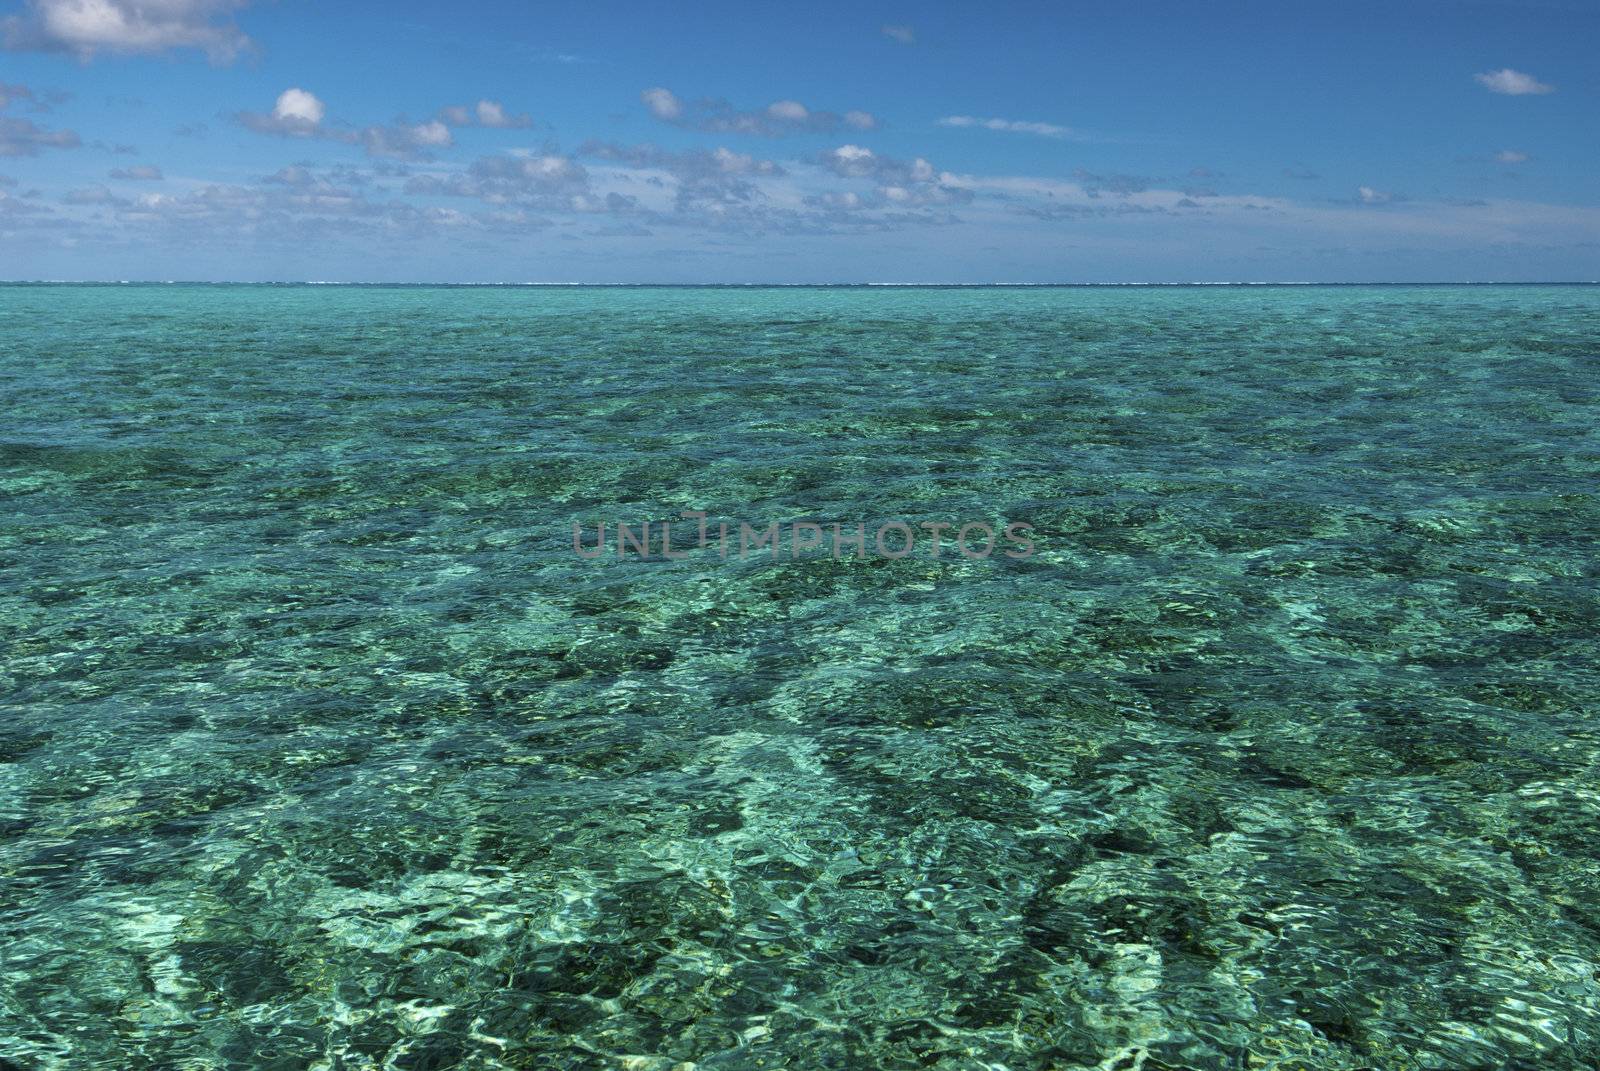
[405,153,598,209]
[580,141,788,219]
[640,87,878,136]
[60,177,493,246]
[439,100,532,130]
[110,164,163,180]
[1072,169,1149,196]
[1494,150,1529,164]
[881,24,915,45]
[937,115,1072,139]
[583,141,784,178]
[0,82,34,110]
[0,118,79,155]
[1474,68,1555,95]
[0,86,79,157]
[63,183,126,206]
[0,81,70,116]
[2,0,253,63]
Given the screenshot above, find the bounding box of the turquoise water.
[2,284,1598,1070]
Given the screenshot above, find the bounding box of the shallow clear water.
[2,284,1598,1070]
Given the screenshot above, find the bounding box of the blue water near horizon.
[4,280,1599,288]
[2,283,1598,1069]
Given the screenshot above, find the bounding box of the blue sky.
[0,0,1595,282]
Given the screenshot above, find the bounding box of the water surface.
[2,284,1598,1069]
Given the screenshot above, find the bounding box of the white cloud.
[1494,150,1529,164]
[641,87,683,121]
[821,144,878,177]
[272,87,325,126]
[2,0,252,62]
[938,115,1072,139]
[1474,68,1554,95]
[843,110,877,131]
[410,120,453,147]
[475,99,529,128]
[1358,185,1390,204]
[881,24,915,44]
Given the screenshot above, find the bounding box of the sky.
[0,0,1595,283]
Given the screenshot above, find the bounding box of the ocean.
[2,284,1598,1069]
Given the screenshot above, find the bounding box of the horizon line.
[2,280,1598,289]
